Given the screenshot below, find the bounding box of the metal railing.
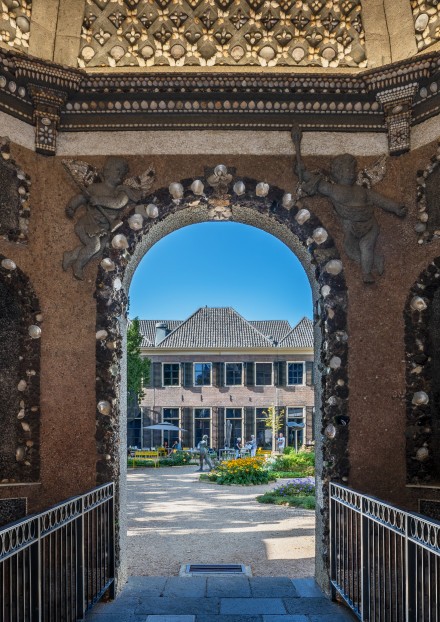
[330,482,440,621]
[0,482,114,622]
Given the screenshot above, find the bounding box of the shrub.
[269,451,315,476]
[127,450,192,468]
[210,456,276,485]
[256,477,315,509]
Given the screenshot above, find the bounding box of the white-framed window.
[286,407,305,449]
[193,362,212,386]
[225,362,243,386]
[193,408,212,447]
[255,362,273,386]
[162,363,180,386]
[287,361,305,386]
[225,408,243,446]
[255,408,272,450]
[162,408,180,446]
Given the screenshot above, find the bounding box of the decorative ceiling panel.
[0,0,32,52]
[411,0,440,52]
[78,0,366,69]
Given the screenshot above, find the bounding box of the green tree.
[263,406,285,453]
[127,317,150,402]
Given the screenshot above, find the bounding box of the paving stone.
[291,578,324,598]
[162,577,207,598]
[249,577,298,598]
[262,616,308,622]
[206,577,251,598]
[196,616,263,622]
[283,598,344,616]
[146,616,195,622]
[309,612,356,621]
[122,576,168,596]
[135,597,220,615]
[220,598,287,615]
[85,612,142,621]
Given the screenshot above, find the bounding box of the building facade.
[131,307,314,451]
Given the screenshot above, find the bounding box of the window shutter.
[153,362,162,387]
[274,362,279,386]
[245,362,254,386]
[182,407,192,448]
[279,361,286,386]
[217,407,225,448]
[306,406,314,444]
[182,362,192,387]
[244,407,254,440]
[213,362,224,387]
[218,362,224,387]
[306,361,314,386]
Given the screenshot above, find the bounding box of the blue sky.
[128,222,313,327]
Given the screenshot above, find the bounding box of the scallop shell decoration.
[112,234,129,249]
[295,209,310,225]
[233,181,245,196]
[169,182,184,199]
[146,204,159,219]
[312,228,328,245]
[97,400,111,415]
[412,391,429,405]
[101,258,116,272]
[410,296,427,312]
[191,180,204,195]
[1,258,16,270]
[128,214,143,231]
[282,193,294,209]
[256,182,269,197]
[28,325,41,339]
[325,260,343,276]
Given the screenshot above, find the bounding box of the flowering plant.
[210,456,276,485]
[256,476,315,509]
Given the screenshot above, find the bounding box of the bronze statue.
[62,157,155,279]
[292,127,406,284]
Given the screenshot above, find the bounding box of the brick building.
[130,307,314,451]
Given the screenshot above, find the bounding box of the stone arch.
[93,171,350,583]
[405,257,440,485]
[0,255,41,483]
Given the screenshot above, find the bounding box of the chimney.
[155,322,169,345]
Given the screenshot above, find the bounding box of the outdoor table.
[219,449,236,461]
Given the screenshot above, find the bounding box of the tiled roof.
[138,308,313,350]
[249,320,292,344]
[138,319,182,347]
[278,317,314,348]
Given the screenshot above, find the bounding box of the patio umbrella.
[144,422,186,448]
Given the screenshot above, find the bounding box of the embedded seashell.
[35,313,43,322]
[312,227,328,245]
[416,446,429,462]
[191,180,204,195]
[97,400,111,416]
[233,181,245,196]
[256,182,269,197]
[28,325,41,339]
[21,422,30,432]
[295,209,310,225]
[411,296,427,312]
[146,204,159,219]
[1,258,16,270]
[412,391,429,405]
[16,447,25,461]
[101,258,116,272]
[415,13,429,32]
[17,380,27,391]
[113,278,122,290]
[325,424,336,439]
[329,356,341,369]
[96,330,108,340]
[169,182,184,199]
[128,214,143,231]
[415,223,427,233]
[325,260,343,276]
[419,212,429,223]
[282,193,294,209]
[109,364,118,376]
[105,454,111,460]
[214,164,227,176]
[17,409,25,419]
[321,285,330,298]
[112,234,129,250]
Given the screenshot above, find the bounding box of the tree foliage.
[127,317,150,401]
[263,406,285,453]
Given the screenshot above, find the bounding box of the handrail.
[0,482,115,622]
[330,482,440,621]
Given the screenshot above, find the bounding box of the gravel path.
[127,466,315,577]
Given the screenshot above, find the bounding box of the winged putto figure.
[62,157,155,279]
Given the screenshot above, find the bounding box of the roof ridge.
[278,316,313,345]
[154,307,206,346]
[228,307,275,345]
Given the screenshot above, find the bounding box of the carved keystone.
[376,84,418,156]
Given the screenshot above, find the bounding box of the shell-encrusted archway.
[93,165,350,584]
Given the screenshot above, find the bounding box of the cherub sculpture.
[292,127,406,284]
[62,157,155,279]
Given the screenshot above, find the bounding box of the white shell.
[411,296,427,312]
[17,409,25,419]
[312,227,328,245]
[415,13,429,32]
[325,424,336,439]
[169,182,184,199]
[191,180,204,195]
[295,208,310,224]
[146,204,159,219]
[97,400,111,415]
[28,325,41,339]
[256,182,269,197]
[282,193,294,209]
[128,214,143,231]
[325,260,343,276]
[101,258,116,272]
[17,380,27,391]
[96,330,108,340]
[113,277,122,290]
[329,356,341,369]
[112,234,129,249]
[412,391,429,405]
[16,447,25,461]
[214,164,227,176]
[321,285,331,298]
[233,181,246,196]
[21,422,30,432]
[1,258,16,270]
[416,446,429,461]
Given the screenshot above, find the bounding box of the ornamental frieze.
[79,0,366,69]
